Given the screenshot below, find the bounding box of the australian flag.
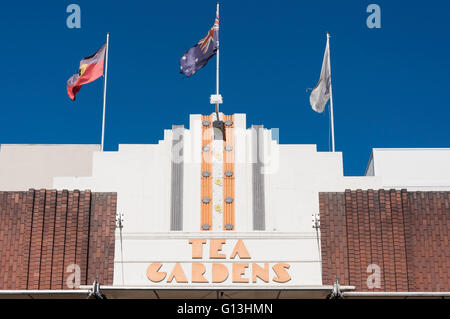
[180,10,219,77]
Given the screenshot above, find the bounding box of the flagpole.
[215,2,220,121]
[327,32,336,152]
[101,32,110,152]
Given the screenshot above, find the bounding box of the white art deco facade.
[0,113,449,298]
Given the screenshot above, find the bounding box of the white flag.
[310,36,331,113]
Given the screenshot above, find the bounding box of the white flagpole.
[101,32,110,152]
[327,32,336,152]
[215,2,220,121]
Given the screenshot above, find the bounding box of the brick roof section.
[319,190,450,292]
[0,190,116,290]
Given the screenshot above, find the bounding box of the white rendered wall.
[0,144,99,191]
[368,148,450,190]
[54,142,173,233]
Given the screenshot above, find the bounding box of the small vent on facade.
[225,171,233,177]
[202,171,211,178]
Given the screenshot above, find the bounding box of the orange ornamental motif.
[146,239,291,284]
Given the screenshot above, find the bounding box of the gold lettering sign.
[146,239,291,284]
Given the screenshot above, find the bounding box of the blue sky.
[0,1,449,176]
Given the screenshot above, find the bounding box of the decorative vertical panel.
[170,125,184,231]
[211,113,224,230]
[201,115,213,231]
[223,115,235,230]
[252,125,266,231]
